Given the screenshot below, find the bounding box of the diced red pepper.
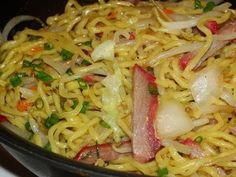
[129,32,136,40]
[132,64,160,163]
[83,75,95,83]
[163,8,174,14]
[179,52,193,70]
[205,20,218,34]
[183,138,195,146]
[0,115,7,123]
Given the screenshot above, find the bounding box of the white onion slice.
[214,32,236,41]
[191,66,221,105]
[2,121,31,139]
[2,15,45,42]
[156,100,194,138]
[29,117,39,134]
[220,89,236,107]
[161,139,191,155]
[149,42,202,65]
[19,87,34,99]
[21,77,37,88]
[43,58,71,75]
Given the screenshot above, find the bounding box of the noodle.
[0,0,236,176]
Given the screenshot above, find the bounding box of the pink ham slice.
[132,64,160,163]
[74,141,131,164]
[180,20,236,70]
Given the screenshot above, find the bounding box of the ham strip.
[74,141,131,164]
[132,64,160,163]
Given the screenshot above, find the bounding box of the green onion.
[34,98,44,110]
[81,59,92,66]
[23,60,32,67]
[45,113,60,128]
[194,0,202,9]
[29,35,41,41]
[83,41,92,47]
[203,1,216,12]
[0,71,3,77]
[66,68,74,76]
[99,120,111,129]
[60,48,74,61]
[80,101,89,113]
[35,71,53,83]
[157,167,168,177]
[25,121,33,133]
[148,83,158,96]
[71,99,78,109]
[44,142,51,151]
[31,58,44,68]
[44,42,54,50]
[10,72,27,87]
[77,78,88,90]
[194,136,203,143]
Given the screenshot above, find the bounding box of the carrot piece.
[163,8,174,14]
[129,32,136,40]
[17,100,32,112]
[31,46,43,53]
[30,85,37,91]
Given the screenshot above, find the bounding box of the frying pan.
[0,1,235,177]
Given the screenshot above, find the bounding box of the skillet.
[0,1,235,177]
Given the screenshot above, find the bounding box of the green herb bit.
[34,98,44,110]
[25,121,33,133]
[194,136,203,143]
[148,83,158,96]
[194,0,202,9]
[44,142,51,151]
[80,101,89,113]
[29,35,41,41]
[23,60,32,67]
[10,73,27,87]
[60,48,74,61]
[31,58,44,68]
[66,68,74,76]
[203,1,216,12]
[71,99,78,109]
[77,78,88,90]
[157,167,168,177]
[81,59,92,66]
[83,41,92,47]
[44,42,54,50]
[99,120,111,129]
[35,71,53,83]
[45,113,60,128]
[0,71,3,77]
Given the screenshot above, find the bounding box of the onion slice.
[2,15,45,42]
[161,139,191,155]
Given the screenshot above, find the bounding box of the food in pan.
[0,0,236,176]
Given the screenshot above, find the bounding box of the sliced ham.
[182,138,204,158]
[181,20,236,70]
[132,64,160,163]
[74,141,131,164]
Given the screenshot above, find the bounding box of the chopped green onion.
[44,42,54,50]
[44,142,51,151]
[60,48,74,61]
[66,68,74,76]
[194,0,202,9]
[157,167,168,177]
[29,35,41,41]
[148,83,158,96]
[25,121,33,133]
[77,78,88,90]
[81,59,92,66]
[0,72,3,77]
[71,99,78,109]
[203,1,216,12]
[10,72,27,87]
[23,60,32,67]
[83,41,92,47]
[31,58,43,68]
[34,98,44,110]
[99,120,111,129]
[194,136,203,143]
[80,101,89,113]
[35,71,53,83]
[45,113,60,128]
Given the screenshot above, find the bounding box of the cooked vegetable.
[204,1,216,12]
[60,48,74,61]
[194,0,202,9]
[132,64,160,163]
[99,120,111,128]
[29,35,41,41]
[44,42,54,50]
[17,100,31,112]
[194,136,203,143]
[0,115,7,123]
[77,78,88,90]
[66,68,74,76]
[80,101,89,113]
[35,71,53,83]
[44,113,60,128]
[10,72,27,87]
[83,41,92,47]
[34,98,44,110]
[91,40,115,61]
[157,167,169,177]
[205,20,218,34]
